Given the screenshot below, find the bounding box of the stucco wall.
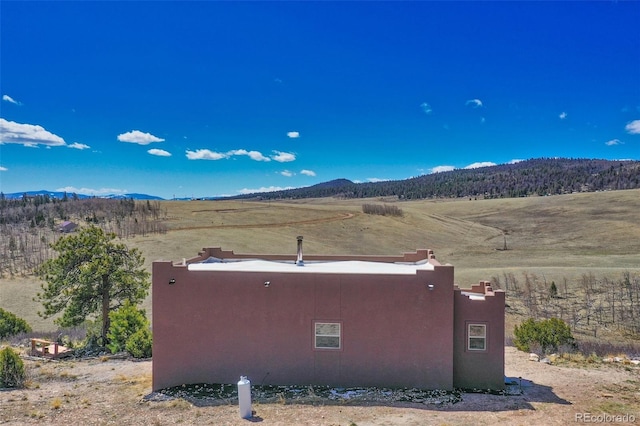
[152,261,457,391]
[452,289,505,390]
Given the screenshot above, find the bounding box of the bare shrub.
[362,204,403,217]
[575,340,640,358]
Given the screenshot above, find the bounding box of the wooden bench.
[30,338,69,358]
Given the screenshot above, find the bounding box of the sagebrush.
[514,317,575,354]
[0,346,25,388]
[0,308,32,340]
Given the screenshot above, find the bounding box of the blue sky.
[1,1,639,199]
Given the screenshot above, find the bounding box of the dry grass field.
[1,189,640,425]
[3,189,639,332]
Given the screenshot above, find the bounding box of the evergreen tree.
[37,226,150,345]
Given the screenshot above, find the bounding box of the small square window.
[315,322,341,349]
[467,324,487,351]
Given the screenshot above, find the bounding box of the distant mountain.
[103,193,165,200]
[227,158,640,201]
[306,178,354,190]
[6,158,640,203]
[2,190,164,200]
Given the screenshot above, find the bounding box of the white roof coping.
[187,259,435,275]
[461,291,486,301]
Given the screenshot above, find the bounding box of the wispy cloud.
[0,166,7,172]
[271,151,296,162]
[68,142,90,150]
[465,99,483,108]
[56,186,127,196]
[559,111,568,120]
[238,185,293,194]
[2,95,22,105]
[280,170,294,177]
[605,139,623,146]
[420,102,432,115]
[117,130,165,145]
[148,148,172,157]
[287,131,300,138]
[465,161,496,169]
[300,169,316,176]
[625,119,640,134]
[0,118,66,147]
[430,165,455,173]
[185,149,227,160]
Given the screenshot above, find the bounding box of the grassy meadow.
[2,189,639,338]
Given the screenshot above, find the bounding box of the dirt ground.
[1,346,638,425]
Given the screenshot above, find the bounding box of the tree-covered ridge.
[231,158,640,200]
[0,196,167,278]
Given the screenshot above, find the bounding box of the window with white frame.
[467,324,487,351]
[314,322,341,349]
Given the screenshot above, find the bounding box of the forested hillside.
[0,195,167,277]
[231,158,640,200]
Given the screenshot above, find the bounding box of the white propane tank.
[237,376,252,419]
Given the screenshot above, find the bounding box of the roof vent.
[296,236,304,266]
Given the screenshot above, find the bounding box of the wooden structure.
[30,338,70,358]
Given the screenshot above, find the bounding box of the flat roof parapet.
[193,247,435,265]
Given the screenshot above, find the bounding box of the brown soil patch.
[1,347,638,425]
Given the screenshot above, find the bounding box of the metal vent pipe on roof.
[296,236,304,266]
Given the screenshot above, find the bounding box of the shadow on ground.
[143,378,570,412]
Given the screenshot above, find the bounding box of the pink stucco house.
[152,237,505,392]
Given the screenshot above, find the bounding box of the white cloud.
[56,186,127,196]
[430,165,455,173]
[300,169,316,176]
[68,142,90,150]
[229,149,271,162]
[271,151,296,162]
[246,151,270,162]
[605,139,623,146]
[287,131,300,138]
[465,161,496,169]
[2,95,21,105]
[625,119,640,134]
[420,102,432,115]
[367,177,389,183]
[238,185,293,194]
[0,118,66,147]
[280,170,294,177]
[480,117,486,124]
[465,99,483,108]
[186,148,295,162]
[508,159,524,164]
[186,149,227,160]
[559,111,568,120]
[148,148,172,156]
[117,130,165,145]
[0,166,7,172]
